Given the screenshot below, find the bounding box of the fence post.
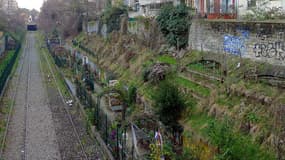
[105,115,108,144]
[96,96,100,127]
[122,127,126,160]
[117,124,120,159]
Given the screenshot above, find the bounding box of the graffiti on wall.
[254,41,285,61]
[223,29,249,56]
[253,31,285,61]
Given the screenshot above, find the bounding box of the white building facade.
[238,0,285,17]
[127,0,181,17]
[0,0,18,15]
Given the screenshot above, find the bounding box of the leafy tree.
[154,81,186,128]
[156,4,192,49]
[243,0,285,20]
[39,0,86,37]
[101,5,127,33]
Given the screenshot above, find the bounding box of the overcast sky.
[17,0,44,11]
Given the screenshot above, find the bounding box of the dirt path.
[3,33,61,159]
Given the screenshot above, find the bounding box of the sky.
[17,0,44,11]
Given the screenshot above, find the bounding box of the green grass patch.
[205,118,275,160]
[85,108,95,125]
[0,51,15,76]
[139,83,156,100]
[187,62,221,76]
[36,33,71,99]
[187,112,275,160]
[216,94,241,108]
[176,76,210,97]
[157,55,177,65]
[188,113,212,135]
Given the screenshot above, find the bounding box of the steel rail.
[23,34,31,160]
[41,37,89,160]
[0,35,29,158]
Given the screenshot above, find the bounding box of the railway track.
[0,35,31,159]
[1,32,102,160]
[23,35,31,160]
[2,33,62,160]
[40,36,89,160]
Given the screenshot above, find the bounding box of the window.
[247,0,256,8]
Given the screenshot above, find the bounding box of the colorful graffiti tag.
[223,30,249,55]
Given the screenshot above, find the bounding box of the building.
[192,0,285,19]
[192,0,237,19]
[127,0,181,17]
[238,0,285,17]
[0,0,18,15]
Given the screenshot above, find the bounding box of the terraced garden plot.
[176,76,210,97]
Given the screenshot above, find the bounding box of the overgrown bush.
[206,119,275,160]
[156,4,192,49]
[142,63,170,84]
[154,81,186,129]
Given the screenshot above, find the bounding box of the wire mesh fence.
[0,44,21,96]
[94,96,128,160]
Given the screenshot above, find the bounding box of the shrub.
[128,85,137,105]
[154,81,186,128]
[206,119,275,160]
[156,4,192,49]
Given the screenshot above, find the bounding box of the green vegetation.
[157,4,192,49]
[101,6,127,33]
[0,51,15,76]
[0,97,12,146]
[206,119,275,160]
[157,55,177,65]
[37,34,71,98]
[216,94,241,108]
[0,34,23,151]
[85,108,95,125]
[188,62,221,76]
[127,85,137,105]
[154,81,186,129]
[176,76,210,97]
[63,27,285,159]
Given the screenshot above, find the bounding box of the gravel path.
[3,33,61,160]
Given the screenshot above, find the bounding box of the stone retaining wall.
[188,20,285,66]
